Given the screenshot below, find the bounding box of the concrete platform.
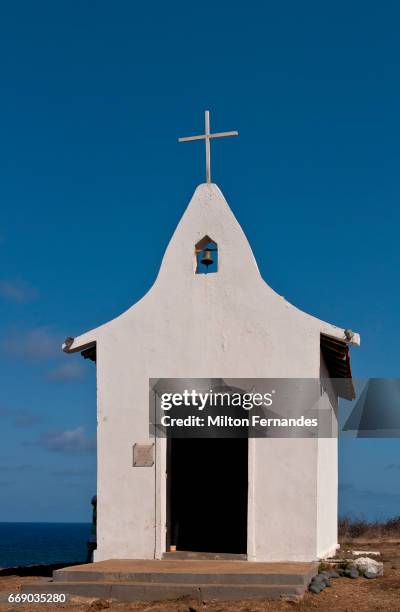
[21,559,318,602]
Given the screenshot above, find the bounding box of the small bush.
[339,516,400,539]
[338,560,353,570]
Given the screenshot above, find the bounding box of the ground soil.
[0,540,399,612]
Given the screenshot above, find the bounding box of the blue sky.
[1,1,400,522]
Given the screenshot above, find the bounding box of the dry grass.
[339,516,400,540]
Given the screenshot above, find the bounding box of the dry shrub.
[339,516,400,539]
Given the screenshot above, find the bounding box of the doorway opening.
[166,438,248,554]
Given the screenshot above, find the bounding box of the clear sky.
[1,1,399,522]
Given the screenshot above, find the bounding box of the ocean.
[0,523,92,568]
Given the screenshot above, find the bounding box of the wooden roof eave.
[320,332,357,400]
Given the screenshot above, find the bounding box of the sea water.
[0,523,91,568]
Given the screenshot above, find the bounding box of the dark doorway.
[167,438,248,554]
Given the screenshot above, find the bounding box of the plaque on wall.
[133,443,154,467]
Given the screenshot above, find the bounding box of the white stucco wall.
[65,183,357,562]
[316,356,339,559]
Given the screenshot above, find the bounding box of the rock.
[328,570,340,578]
[309,583,322,593]
[344,568,359,579]
[312,574,331,588]
[320,569,340,578]
[353,556,384,577]
[364,571,378,579]
[314,574,328,582]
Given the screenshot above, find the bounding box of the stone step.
[54,568,309,586]
[21,580,305,601]
[163,551,247,561]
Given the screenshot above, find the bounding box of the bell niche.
[195,236,218,274]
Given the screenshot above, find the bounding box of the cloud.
[0,406,42,428]
[46,362,85,382]
[37,427,96,453]
[3,326,60,361]
[0,279,38,303]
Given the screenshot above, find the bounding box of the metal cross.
[178,111,238,183]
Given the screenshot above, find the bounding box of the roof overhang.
[320,333,355,400]
[62,336,96,362]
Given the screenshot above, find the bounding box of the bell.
[201,249,214,267]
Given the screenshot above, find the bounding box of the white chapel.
[62,112,359,563]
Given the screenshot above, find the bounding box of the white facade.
[64,183,359,562]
